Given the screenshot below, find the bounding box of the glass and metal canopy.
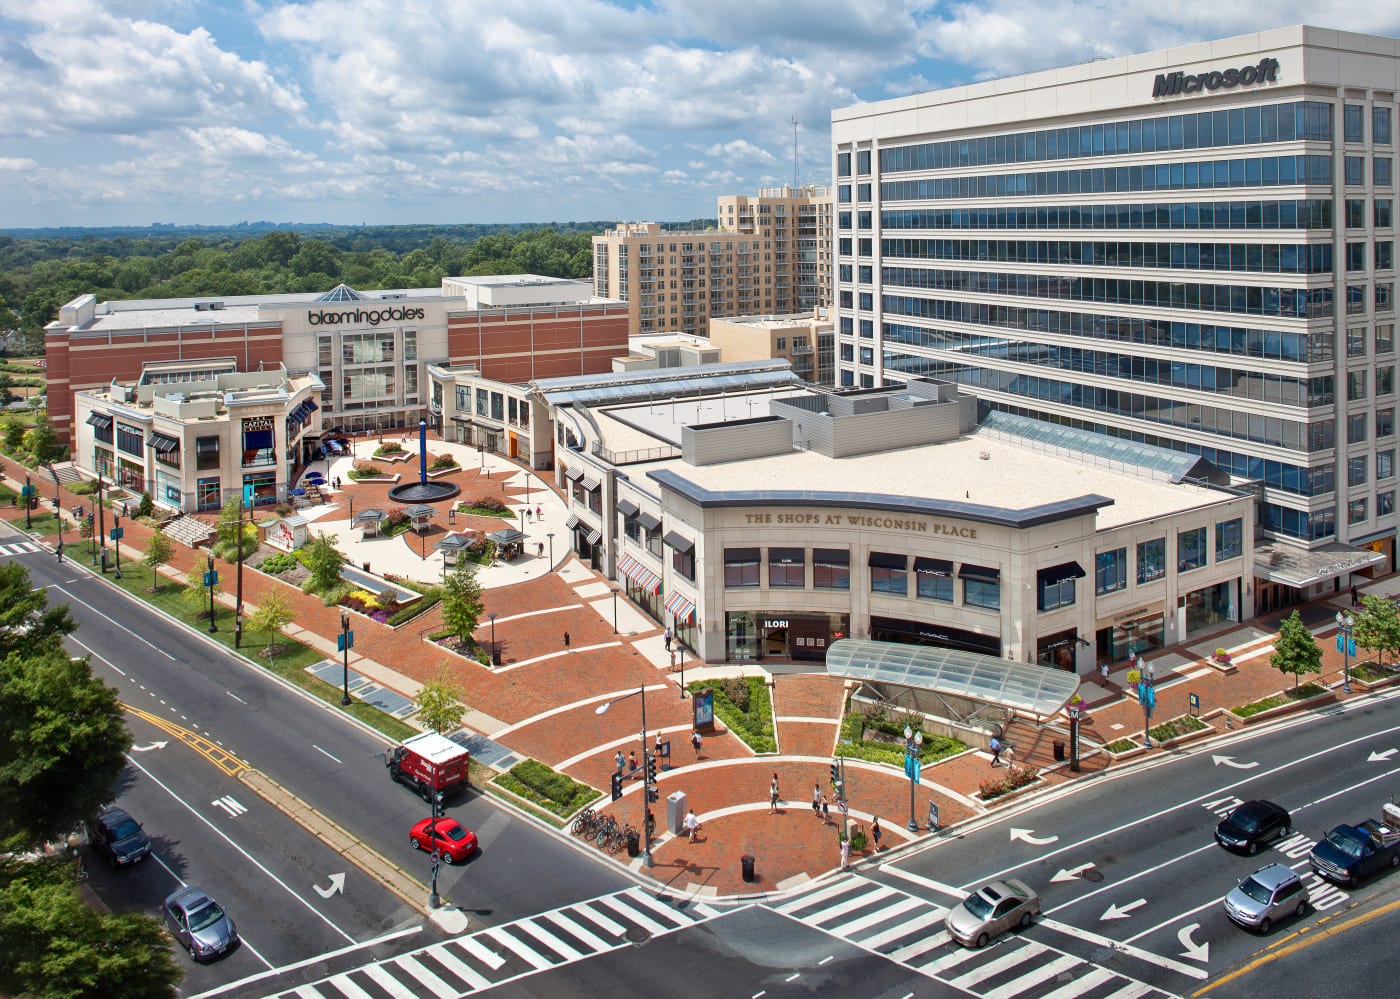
[826,638,1080,718]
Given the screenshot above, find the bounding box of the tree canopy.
[1270,610,1323,691]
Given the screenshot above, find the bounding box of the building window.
[1037,570,1078,612]
[1376,106,1394,145]
[838,184,851,203]
[1137,537,1166,584]
[1350,369,1369,401]
[1346,156,1365,186]
[837,152,851,177]
[1379,158,1394,189]
[1347,243,1367,272]
[116,423,143,457]
[1350,455,1369,486]
[856,149,871,174]
[768,548,806,588]
[724,548,760,588]
[961,566,1000,610]
[1378,199,1394,228]
[813,548,850,589]
[840,343,854,362]
[1348,328,1368,357]
[1380,366,1396,395]
[914,558,953,601]
[1215,518,1243,561]
[1178,528,1207,572]
[1345,104,1365,143]
[1379,283,1395,313]
[1348,199,1367,228]
[1380,408,1397,438]
[195,436,220,470]
[1349,412,1369,444]
[859,347,874,365]
[1381,490,1396,516]
[869,552,908,595]
[1379,324,1396,354]
[857,183,871,202]
[672,547,695,581]
[1379,242,1396,271]
[1350,497,1369,524]
[195,477,221,512]
[1095,548,1128,595]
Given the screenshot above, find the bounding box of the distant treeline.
[0,218,720,350]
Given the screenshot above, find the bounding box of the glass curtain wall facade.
[834,41,1399,558]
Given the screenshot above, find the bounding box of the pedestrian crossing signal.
[611,773,623,801]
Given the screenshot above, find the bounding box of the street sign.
[1189,692,1200,716]
[838,799,849,815]
[337,631,355,652]
[1348,637,1357,656]
[108,526,123,541]
[203,570,219,587]
[905,756,922,783]
[928,800,940,830]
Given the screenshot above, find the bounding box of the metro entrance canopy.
[826,639,1080,720]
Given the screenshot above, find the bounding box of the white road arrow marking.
[1009,827,1059,846]
[313,873,346,898]
[131,741,168,752]
[1101,899,1148,921]
[1051,863,1096,883]
[1211,755,1258,769]
[1369,749,1398,762]
[1178,922,1210,963]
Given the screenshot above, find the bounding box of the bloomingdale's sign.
[1152,57,1279,98]
[307,305,426,327]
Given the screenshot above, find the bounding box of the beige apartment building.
[708,313,835,386]
[592,185,832,337]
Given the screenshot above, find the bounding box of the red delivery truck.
[386,732,470,801]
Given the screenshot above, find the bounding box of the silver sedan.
[945,878,1041,948]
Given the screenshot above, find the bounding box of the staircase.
[48,463,87,486]
[161,516,214,548]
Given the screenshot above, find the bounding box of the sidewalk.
[1,449,1386,900]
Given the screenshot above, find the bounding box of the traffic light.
[611,773,623,801]
[645,753,657,783]
[647,786,659,803]
[830,760,839,785]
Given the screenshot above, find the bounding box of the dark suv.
[87,806,151,867]
[1215,799,1291,855]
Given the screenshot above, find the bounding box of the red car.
[409,817,478,863]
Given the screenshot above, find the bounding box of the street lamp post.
[23,472,31,530]
[111,513,122,579]
[340,611,352,705]
[611,587,619,634]
[48,467,62,562]
[205,553,216,632]
[525,474,531,503]
[903,725,924,832]
[234,493,245,649]
[519,508,526,534]
[547,532,554,568]
[96,475,106,572]
[595,687,653,867]
[1337,611,1355,694]
[488,611,498,667]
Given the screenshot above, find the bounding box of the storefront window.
[1185,581,1233,633]
[768,548,806,588]
[869,552,908,595]
[1095,548,1128,594]
[813,548,850,589]
[1037,574,1077,612]
[727,611,848,663]
[964,577,1000,610]
[242,471,277,507]
[914,558,953,601]
[1215,518,1243,561]
[196,477,221,512]
[672,547,695,581]
[724,548,760,588]
[1137,538,1166,583]
[1178,528,1207,572]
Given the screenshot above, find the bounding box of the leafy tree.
[247,591,295,661]
[0,857,180,999]
[180,564,220,619]
[141,531,173,590]
[1270,610,1322,691]
[415,668,467,734]
[440,561,484,646]
[2,416,23,451]
[21,416,58,463]
[213,495,255,563]
[1352,595,1400,668]
[136,491,154,518]
[0,562,76,659]
[0,645,130,850]
[302,532,346,596]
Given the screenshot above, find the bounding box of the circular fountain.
[387,420,462,504]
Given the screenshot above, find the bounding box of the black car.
[87,806,151,867]
[1215,799,1292,855]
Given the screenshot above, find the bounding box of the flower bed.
[687,676,774,753]
[373,442,408,459]
[835,702,966,767]
[979,764,1041,800]
[492,759,598,819]
[1228,682,1333,724]
[1148,714,1213,747]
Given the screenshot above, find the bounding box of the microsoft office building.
[832,26,1399,614]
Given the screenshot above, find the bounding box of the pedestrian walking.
[1099,661,1110,685]
[628,751,639,778]
[812,783,822,819]
[535,505,542,520]
[526,508,533,522]
[990,735,1002,767]
[684,808,700,843]
[655,731,665,758]
[614,749,625,774]
[690,729,702,757]
[840,837,851,870]
[537,541,545,557]
[1003,743,1016,769]
[769,773,781,813]
[872,817,883,851]
[564,630,571,650]
[663,626,673,651]
[821,793,832,825]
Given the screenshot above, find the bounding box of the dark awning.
[638,511,661,531]
[195,437,219,453]
[725,547,761,562]
[148,433,180,454]
[86,412,113,430]
[770,547,804,564]
[959,563,1001,583]
[663,530,694,553]
[914,557,953,577]
[617,498,640,518]
[1038,561,1087,586]
[868,551,907,570]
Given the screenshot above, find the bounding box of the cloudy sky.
[1,1,1397,229]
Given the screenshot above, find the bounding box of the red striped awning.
[663,589,696,623]
[617,553,661,596]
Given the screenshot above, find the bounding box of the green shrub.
[374,442,406,456]
[385,591,441,627]
[68,479,96,496]
[1232,681,1329,717]
[1351,660,1394,682]
[429,453,458,470]
[460,495,508,515]
[1147,714,1208,741]
[834,703,965,767]
[1105,738,1139,754]
[348,461,385,480]
[257,552,298,574]
[493,759,597,818]
[979,765,1040,799]
[688,676,776,753]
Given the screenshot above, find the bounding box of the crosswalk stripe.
[361,965,418,999]
[946,941,1049,989]
[833,894,926,937]
[482,926,552,970]
[573,901,628,937]
[1100,982,1155,999]
[513,918,586,962]
[320,974,374,999]
[922,939,983,972]
[1037,967,1118,999]
[456,935,507,971]
[428,946,494,991]
[541,911,614,952]
[393,955,458,999]
[594,894,672,936]
[772,878,867,914]
[805,884,903,927]
[859,907,948,950]
[625,887,702,929]
[982,953,1083,999]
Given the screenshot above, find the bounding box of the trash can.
[491,650,502,666]
[667,790,688,834]
[1053,740,1066,762]
[626,829,640,857]
[741,855,756,883]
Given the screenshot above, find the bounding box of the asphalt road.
[7,538,631,994]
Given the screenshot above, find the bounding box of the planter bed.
[1156,718,1217,748]
[1227,685,1335,726]
[427,465,460,479]
[371,450,414,463]
[348,473,400,483]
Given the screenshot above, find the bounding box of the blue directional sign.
[904,755,922,783]
[1337,635,1345,653]
[108,526,123,541]
[1349,637,1357,656]
[203,570,219,587]
[337,630,355,653]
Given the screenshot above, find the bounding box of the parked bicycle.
[570,807,597,837]
[594,815,619,850]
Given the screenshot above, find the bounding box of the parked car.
[162,886,239,960]
[945,879,1040,947]
[1215,799,1292,855]
[86,806,151,867]
[1223,863,1309,933]
[409,817,478,864]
